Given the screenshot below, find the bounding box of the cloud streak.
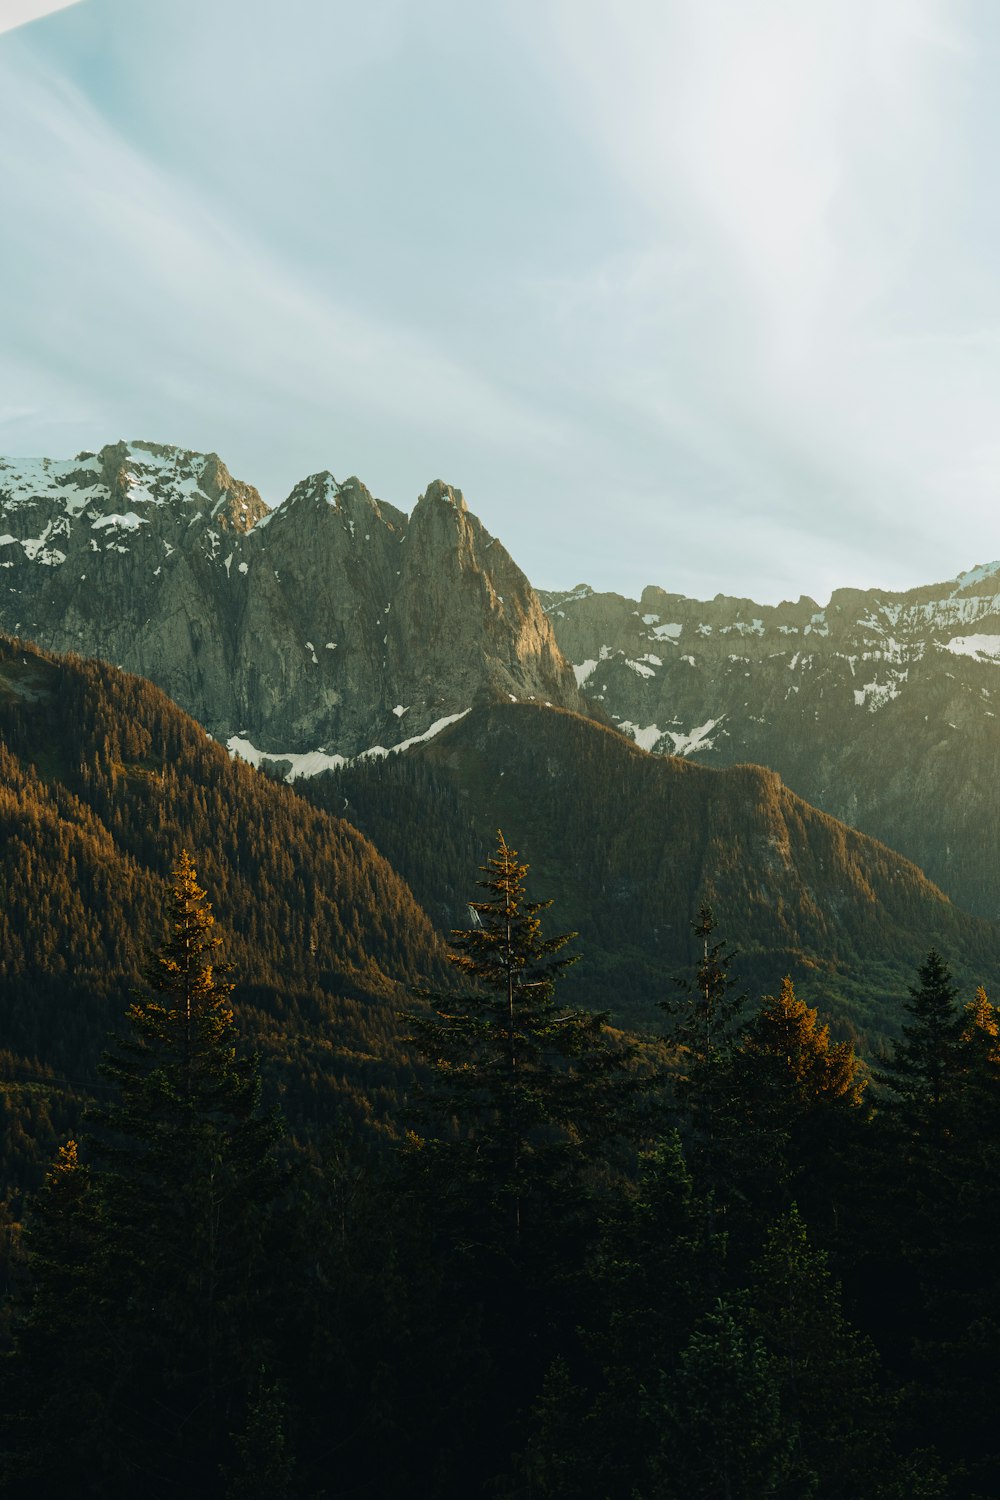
[0,0,83,37]
[3,0,1000,605]
[0,40,566,509]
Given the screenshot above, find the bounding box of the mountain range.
[307,700,1000,1048]
[0,440,585,767]
[4,436,1000,1049]
[540,571,1000,919]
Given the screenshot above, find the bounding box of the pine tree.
[402,830,644,1492]
[661,903,747,1220]
[748,1206,894,1497]
[7,852,286,1497]
[878,949,963,1132]
[0,1140,113,1495]
[649,1295,797,1500]
[722,977,866,1233]
[664,903,747,1072]
[899,987,1000,1493]
[520,1135,723,1500]
[406,829,637,1256]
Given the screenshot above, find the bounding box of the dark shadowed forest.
[3,834,1000,1497]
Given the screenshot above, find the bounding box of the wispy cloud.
[0,1,83,38]
[3,0,1000,604]
[0,42,566,505]
[516,0,999,597]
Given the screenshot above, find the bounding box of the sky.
[3,0,1000,603]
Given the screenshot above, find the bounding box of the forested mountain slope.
[540,566,1000,919]
[0,635,448,1204]
[308,701,1000,1048]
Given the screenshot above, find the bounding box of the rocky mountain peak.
[280,472,407,538]
[540,559,1000,921]
[0,439,592,769]
[419,478,468,514]
[195,452,268,533]
[952,559,1000,597]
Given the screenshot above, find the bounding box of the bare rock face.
[392,480,580,715]
[538,567,1000,919]
[0,441,588,761]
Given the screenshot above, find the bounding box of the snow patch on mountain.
[227,737,349,782]
[0,454,101,507]
[357,711,470,761]
[853,672,907,710]
[952,561,1000,593]
[92,512,146,532]
[619,721,664,752]
[620,717,722,756]
[944,634,1000,661]
[541,584,593,614]
[665,718,723,755]
[227,710,471,783]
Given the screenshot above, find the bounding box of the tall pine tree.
[402,830,644,1493]
[406,829,638,1257]
[878,949,963,1133]
[6,852,286,1498]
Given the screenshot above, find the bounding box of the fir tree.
[402,830,644,1492]
[7,852,286,1498]
[878,949,963,1132]
[649,1295,797,1500]
[0,1140,112,1495]
[748,1206,894,1497]
[520,1135,723,1500]
[899,987,1000,1494]
[406,829,637,1256]
[722,977,866,1234]
[661,904,747,1220]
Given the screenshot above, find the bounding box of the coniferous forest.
[13,0,1000,1492]
[5,639,1000,1495]
[4,836,1000,1495]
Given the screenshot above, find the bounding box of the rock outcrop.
[0,440,588,761]
[539,567,1000,918]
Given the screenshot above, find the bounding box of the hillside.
[0,635,449,1205]
[305,701,1000,1049]
[539,569,1000,919]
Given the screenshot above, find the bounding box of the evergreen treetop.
[878,949,964,1126]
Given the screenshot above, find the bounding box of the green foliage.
[878,949,964,1128]
[718,976,868,1239]
[302,700,1000,1049]
[0,636,450,1204]
[660,904,748,1216]
[399,831,651,1490]
[649,1295,798,1500]
[5,856,289,1497]
[224,1371,295,1500]
[406,830,643,1256]
[748,1206,892,1497]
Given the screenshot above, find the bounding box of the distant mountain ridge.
[538,566,1000,918]
[0,439,587,762]
[8,435,1000,928]
[307,699,1000,1048]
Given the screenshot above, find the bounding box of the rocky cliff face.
[0,440,587,763]
[538,567,1000,919]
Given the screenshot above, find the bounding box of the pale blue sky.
[3,0,1000,602]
